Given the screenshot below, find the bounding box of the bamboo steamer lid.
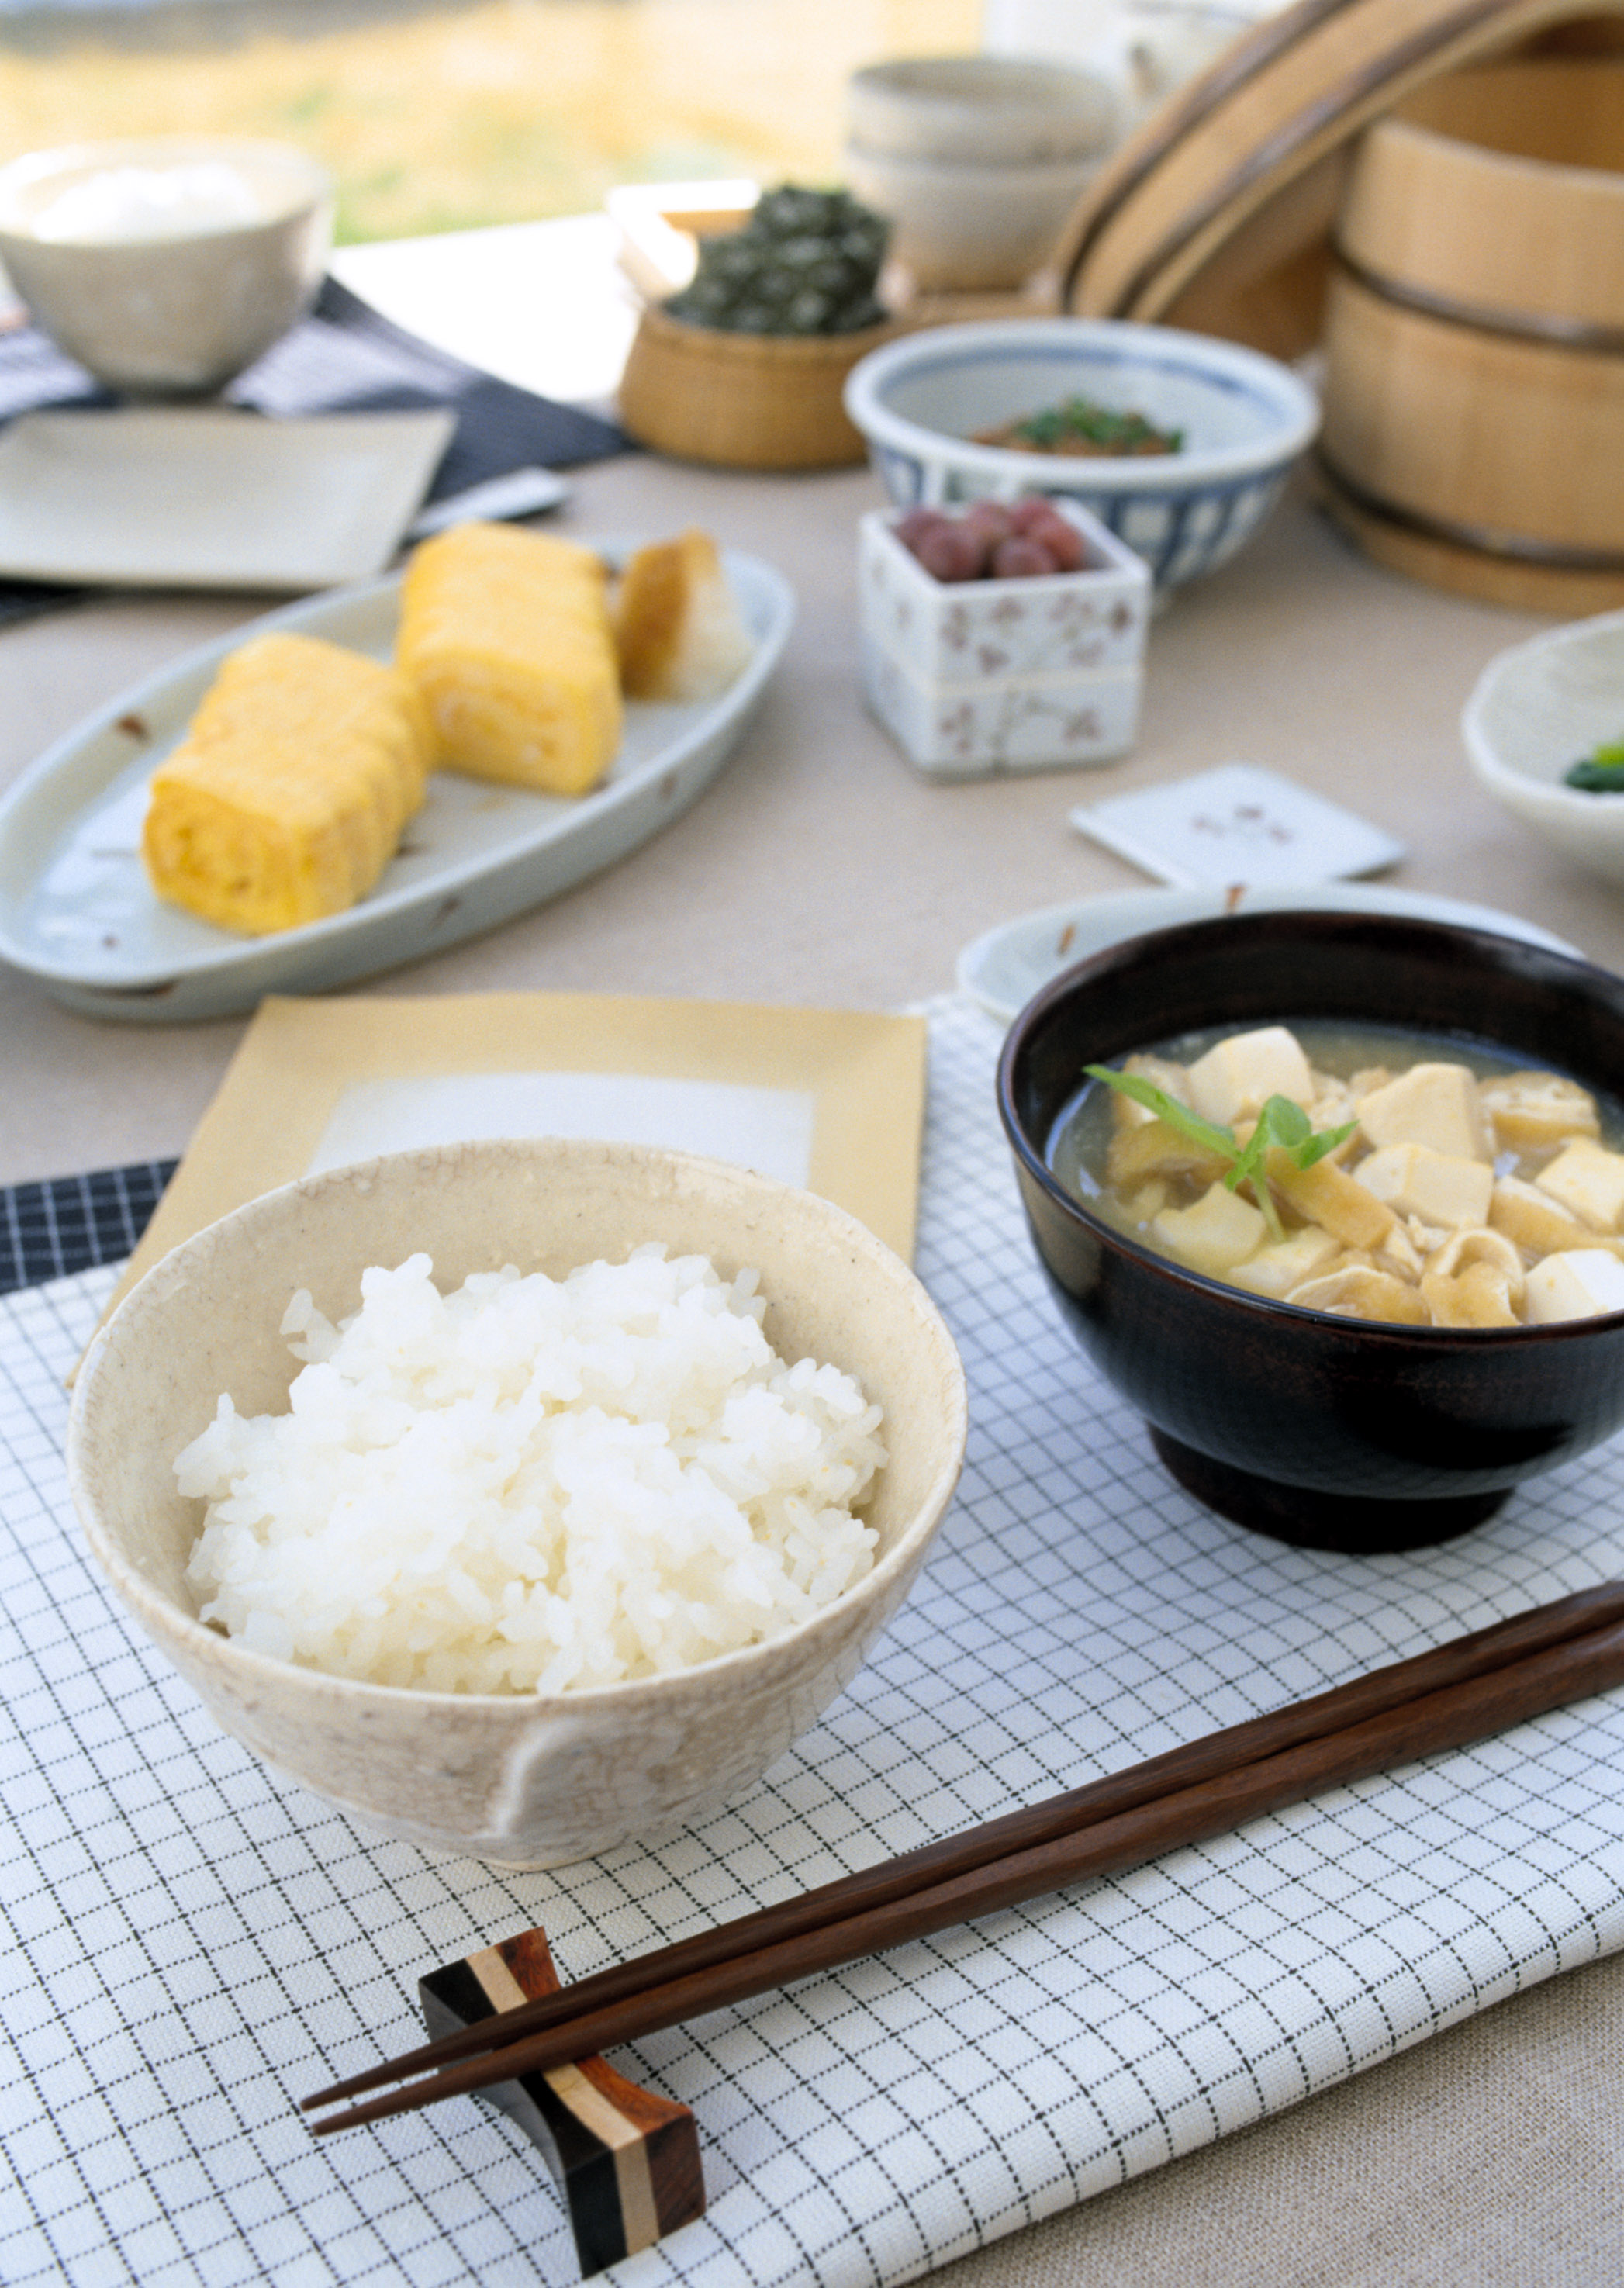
[1056,0,1624,362]
[1318,57,1624,610]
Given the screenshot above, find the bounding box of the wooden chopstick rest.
[420,1926,703,2274]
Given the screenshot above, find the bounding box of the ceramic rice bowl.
[67,1139,969,1868]
[0,137,333,396]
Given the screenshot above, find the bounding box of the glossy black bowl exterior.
[997,913,1624,1552]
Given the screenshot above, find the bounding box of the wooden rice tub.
[1317,57,1624,611]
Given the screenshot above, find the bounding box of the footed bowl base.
[1149,1428,1511,1554]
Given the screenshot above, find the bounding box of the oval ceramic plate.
[957,881,1582,1025]
[0,541,793,1021]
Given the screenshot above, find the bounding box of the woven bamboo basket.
[1318,57,1624,611]
[617,303,902,471]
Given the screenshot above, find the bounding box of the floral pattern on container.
[859,504,1151,777]
[861,634,1142,777]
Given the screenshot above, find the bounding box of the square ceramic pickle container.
[859,502,1151,778]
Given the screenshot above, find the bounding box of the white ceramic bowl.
[0,137,333,396]
[1463,610,1624,887]
[844,318,1322,588]
[67,1139,969,1869]
[847,54,1122,164]
[843,145,1109,292]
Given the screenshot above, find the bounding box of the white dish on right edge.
[957,881,1581,1025]
[1463,610,1624,888]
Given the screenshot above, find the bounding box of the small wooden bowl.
[1318,57,1624,611]
[617,302,901,471]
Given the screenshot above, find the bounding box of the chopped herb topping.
[1084,1065,1355,1244]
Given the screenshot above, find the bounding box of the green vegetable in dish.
[664,185,889,337]
[1564,738,1624,793]
[1084,1066,1355,1243]
[977,396,1183,457]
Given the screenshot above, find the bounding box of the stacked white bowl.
[844,54,1124,293]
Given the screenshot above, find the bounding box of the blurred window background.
[0,0,986,242]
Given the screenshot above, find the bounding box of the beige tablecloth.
[5,450,1624,2281]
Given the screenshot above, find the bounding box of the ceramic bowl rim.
[848,52,1118,107]
[996,908,1624,1345]
[845,54,1122,161]
[1463,606,1624,822]
[844,318,1322,495]
[841,145,1111,191]
[0,135,333,241]
[68,1137,969,1719]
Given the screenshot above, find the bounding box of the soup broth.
[1050,1018,1624,1329]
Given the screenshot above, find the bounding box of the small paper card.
[101,990,928,1325]
[1070,762,1406,887]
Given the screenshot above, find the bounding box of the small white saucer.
[0,405,454,589]
[1069,762,1406,887]
[956,882,1582,1025]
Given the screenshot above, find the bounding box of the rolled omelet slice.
[396,520,622,795]
[141,630,431,936]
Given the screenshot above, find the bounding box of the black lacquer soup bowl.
[997,912,1624,1554]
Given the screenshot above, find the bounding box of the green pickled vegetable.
[664,185,890,337]
[978,396,1183,457]
[1564,738,1624,793]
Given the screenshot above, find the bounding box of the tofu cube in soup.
[1525,1250,1624,1323]
[1353,1142,1494,1230]
[1152,1184,1266,1278]
[1228,1225,1341,1298]
[1482,1072,1601,1151]
[1355,1063,1492,1162]
[1535,1140,1624,1233]
[1186,1026,1313,1125]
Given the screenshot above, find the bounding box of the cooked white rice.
[178,1246,886,1694]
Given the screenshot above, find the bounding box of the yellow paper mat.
[108,990,927,1317]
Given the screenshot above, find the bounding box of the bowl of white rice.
[67,1138,968,1868]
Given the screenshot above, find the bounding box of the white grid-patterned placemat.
[6,992,1624,2288]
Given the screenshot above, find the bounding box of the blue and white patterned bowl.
[844,318,1321,589]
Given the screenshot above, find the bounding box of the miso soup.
[1049,1019,1624,1329]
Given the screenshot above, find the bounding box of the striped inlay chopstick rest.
[419,1926,705,2275]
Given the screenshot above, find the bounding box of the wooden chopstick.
[306,1581,1624,2113]
[303,1584,1624,2134]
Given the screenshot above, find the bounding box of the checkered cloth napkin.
[5,994,1624,2287]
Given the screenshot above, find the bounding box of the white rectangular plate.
[0,542,794,1021]
[0,406,455,589]
[1070,761,1406,887]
